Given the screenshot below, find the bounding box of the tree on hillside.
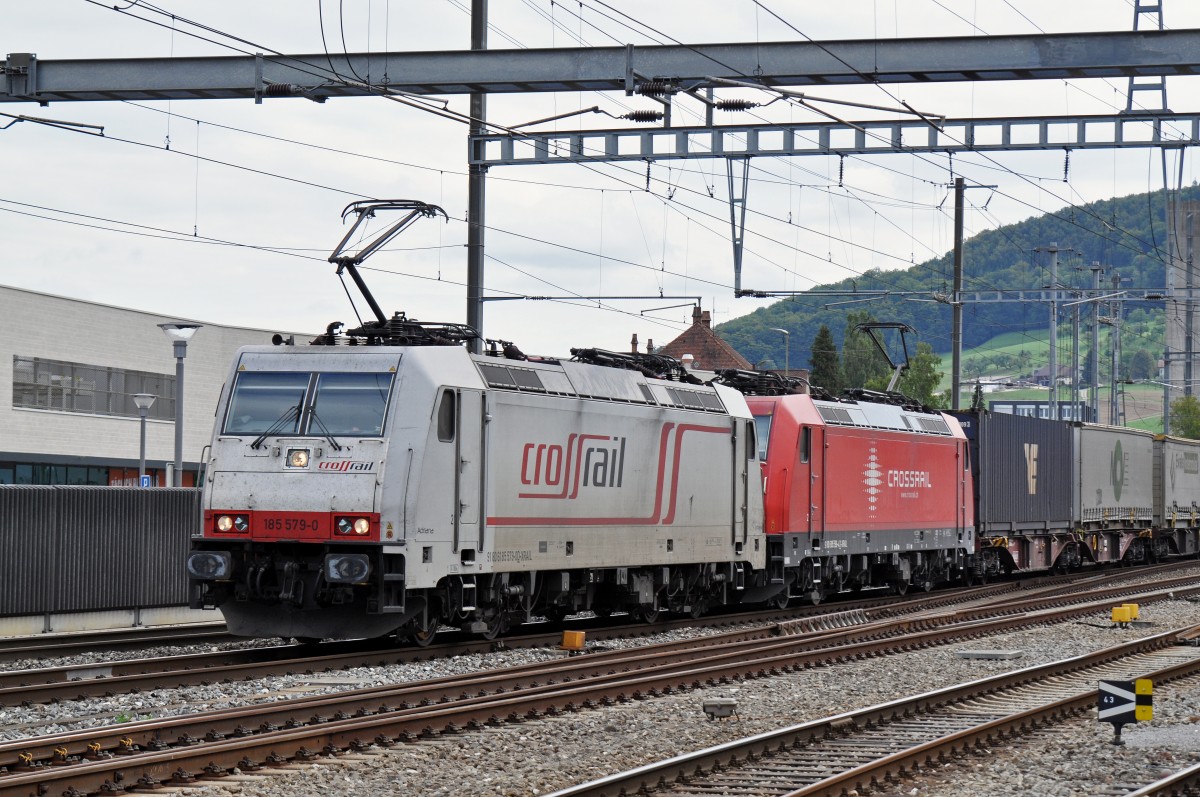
[841,311,890,389]
[1129,348,1156,381]
[809,325,843,394]
[1170,395,1200,439]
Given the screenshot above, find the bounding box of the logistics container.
[950,411,1074,535]
[1076,425,1154,529]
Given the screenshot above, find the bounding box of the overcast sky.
[5,1,1200,357]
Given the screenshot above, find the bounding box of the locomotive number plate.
[256,512,326,540]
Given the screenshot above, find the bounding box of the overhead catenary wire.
[29,0,1188,362]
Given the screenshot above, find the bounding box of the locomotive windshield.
[223,371,393,437]
[752,414,771,462]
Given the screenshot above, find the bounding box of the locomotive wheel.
[770,590,790,610]
[634,604,661,624]
[543,606,569,624]
[480,615,506,640]
[890,580,909,596]
[409,618,439,648]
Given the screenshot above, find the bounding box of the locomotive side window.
[309,373,393,436]
[224,372,308,434]
[752,414,772,462]
[800,426,811,464]
[437,390,456,442]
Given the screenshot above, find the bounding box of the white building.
[1,284,310,486]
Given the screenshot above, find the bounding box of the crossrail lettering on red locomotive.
[886,469,933,488]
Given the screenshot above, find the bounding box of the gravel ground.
[5,592,1200,796]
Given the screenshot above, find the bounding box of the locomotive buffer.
[1098,679,1153,745]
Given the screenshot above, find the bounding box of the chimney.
[692,306,703,326]
[700,310,712,328]
[682,354,695,369]
[646,338,654,353]
[630,333,639,354]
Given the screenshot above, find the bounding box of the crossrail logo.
[519,434,626,497]
[863,447,881,514]
[488,422,729,526]
[1111,441,1125,502]
[1023,443,1039,495]
[317,460,375,472]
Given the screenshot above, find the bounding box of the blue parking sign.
[140,475,152,487]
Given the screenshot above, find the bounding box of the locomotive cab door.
[455,389,483,554]
[803,425,825,538]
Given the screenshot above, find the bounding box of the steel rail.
[1123,759,1200,797]
[0,623,230,661]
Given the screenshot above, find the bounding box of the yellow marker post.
[1135,678,1154,721]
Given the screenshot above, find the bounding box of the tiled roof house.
[642,306,753,371]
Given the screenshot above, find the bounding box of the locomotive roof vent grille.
[638,384,657,404]
[818,406,855,425]
[665,387,725,412]
[477,363,552,394]
[917,416,951,435]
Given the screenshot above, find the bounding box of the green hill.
[716,185,1194,387]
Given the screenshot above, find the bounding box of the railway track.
[0,563,1189,706]
[0,559,1178,670]
[0,622,231,661]
[2,573,1198,797]
[545,627,1200,797]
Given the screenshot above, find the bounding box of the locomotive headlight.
[324,553,370,584]
[187,551,233,580]
[214,514,249,533]
[286,448,310,468]
[335,516,372,536]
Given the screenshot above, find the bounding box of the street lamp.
[770,328,789,376]
[158,322,202,487]
[132,393,156,485]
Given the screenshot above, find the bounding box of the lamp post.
[158,322,202,487]
[132,393,156,485]
[770,328,789,376]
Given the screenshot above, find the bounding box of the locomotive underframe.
[765,531,973,602]
[189,538,761,641]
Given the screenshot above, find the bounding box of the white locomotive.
[187,336,765,641]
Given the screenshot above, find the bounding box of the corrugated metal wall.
[0,486,199,616]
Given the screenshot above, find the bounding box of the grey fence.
[0,486,200,616]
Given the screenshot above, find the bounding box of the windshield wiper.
[250,405,300,450]
[306,406,344,451]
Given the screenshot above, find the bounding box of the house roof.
[655,307,753,371]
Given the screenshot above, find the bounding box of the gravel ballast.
[4,594,1199,796]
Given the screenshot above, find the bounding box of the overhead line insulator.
[623,110,664,123]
